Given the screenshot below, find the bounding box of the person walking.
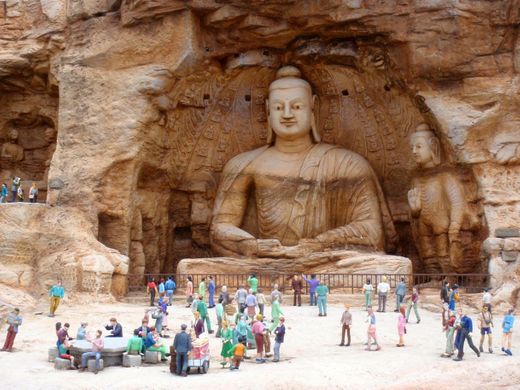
[49,279,65,317]
[28,182,38,203]
[0,183,8,203]
[164,276,176,306]
[273,316,286,362]
[291,275,303,307]
[79,330,104,374]
[339,304,352,346]
[449,284,459,311]
[158,278,165,298]
[478,304,493,353]
[197,295,213,334]
[453,308,480,361]
[302,274,320,306]
[208,275,216,308]
[395,277,407,312]
[245,289,257,319]
[365,307,381,351]
[502,308,515,356]
[1,308,22,352]
[316,281,329,317]
[363,278,373,311]
[16,185,24,202]
[377,276,390,312]
[147,278,158,307]
[397,305,406,347]
[406,287,421,324]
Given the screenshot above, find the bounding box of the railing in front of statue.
[127,273,490,294]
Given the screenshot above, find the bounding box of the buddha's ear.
[266,99,274,144]
[312,94,317,109]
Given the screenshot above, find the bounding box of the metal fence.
[127,273,490,294]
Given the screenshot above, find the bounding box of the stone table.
[70,338,128,367]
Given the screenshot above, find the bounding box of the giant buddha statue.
[178,66,411,275]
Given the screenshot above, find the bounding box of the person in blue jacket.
[502,308,515,356]
[453,307,480,361]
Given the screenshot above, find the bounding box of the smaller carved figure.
[408,124,482,274]
[1,128,24,162]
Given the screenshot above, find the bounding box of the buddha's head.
[266,65,320,144]
[410,124,441,168]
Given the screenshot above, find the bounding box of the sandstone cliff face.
[0,1,519,305]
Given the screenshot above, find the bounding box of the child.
[230,336,246,370]
[273,317,285,362]
[365,307,381,351]
[478,304,493,354]
[502,308,515,356]
[449,284,459,311]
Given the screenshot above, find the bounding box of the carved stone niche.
[0,113,57,202]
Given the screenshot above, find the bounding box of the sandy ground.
[1,298,520,390]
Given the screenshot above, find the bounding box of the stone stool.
[144,351,160,364]
[48,347,59,362]
[87,358,104,373]
[123,352,142,367]
[54,357,71,370]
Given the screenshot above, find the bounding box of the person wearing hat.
[1,308,22,352]
[340,304,352,346]
[449,284,460,311]
[76,322,88,340]
[173,324,192,376]
[377,276,390,312]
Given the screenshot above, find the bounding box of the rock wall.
[0,0,519,304]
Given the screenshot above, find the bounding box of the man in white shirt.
[377,276,390,312]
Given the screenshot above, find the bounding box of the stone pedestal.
[87,358,104,372]
[48,347,59,362]
[123,352,142,367]
[54,357,71,370]
[144,351,160,364]
[177,250,412,276]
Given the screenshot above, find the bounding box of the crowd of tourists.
[0,176,39,203]
[0,275,516,377]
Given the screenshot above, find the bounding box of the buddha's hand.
[407,188,421,214]
[257,239,286,258]
[296,239,324,255]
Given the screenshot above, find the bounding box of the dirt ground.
[1,297,519,390]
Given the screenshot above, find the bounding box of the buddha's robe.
[211,143,397,257]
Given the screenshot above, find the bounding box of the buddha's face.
[411,136,434,167]
[268,86,313,141]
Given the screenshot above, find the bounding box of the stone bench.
[48,347,59,362]
[87,358,104,373]
[123,352,142,367]
[54,357,71,370]
[144,350,161,364]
